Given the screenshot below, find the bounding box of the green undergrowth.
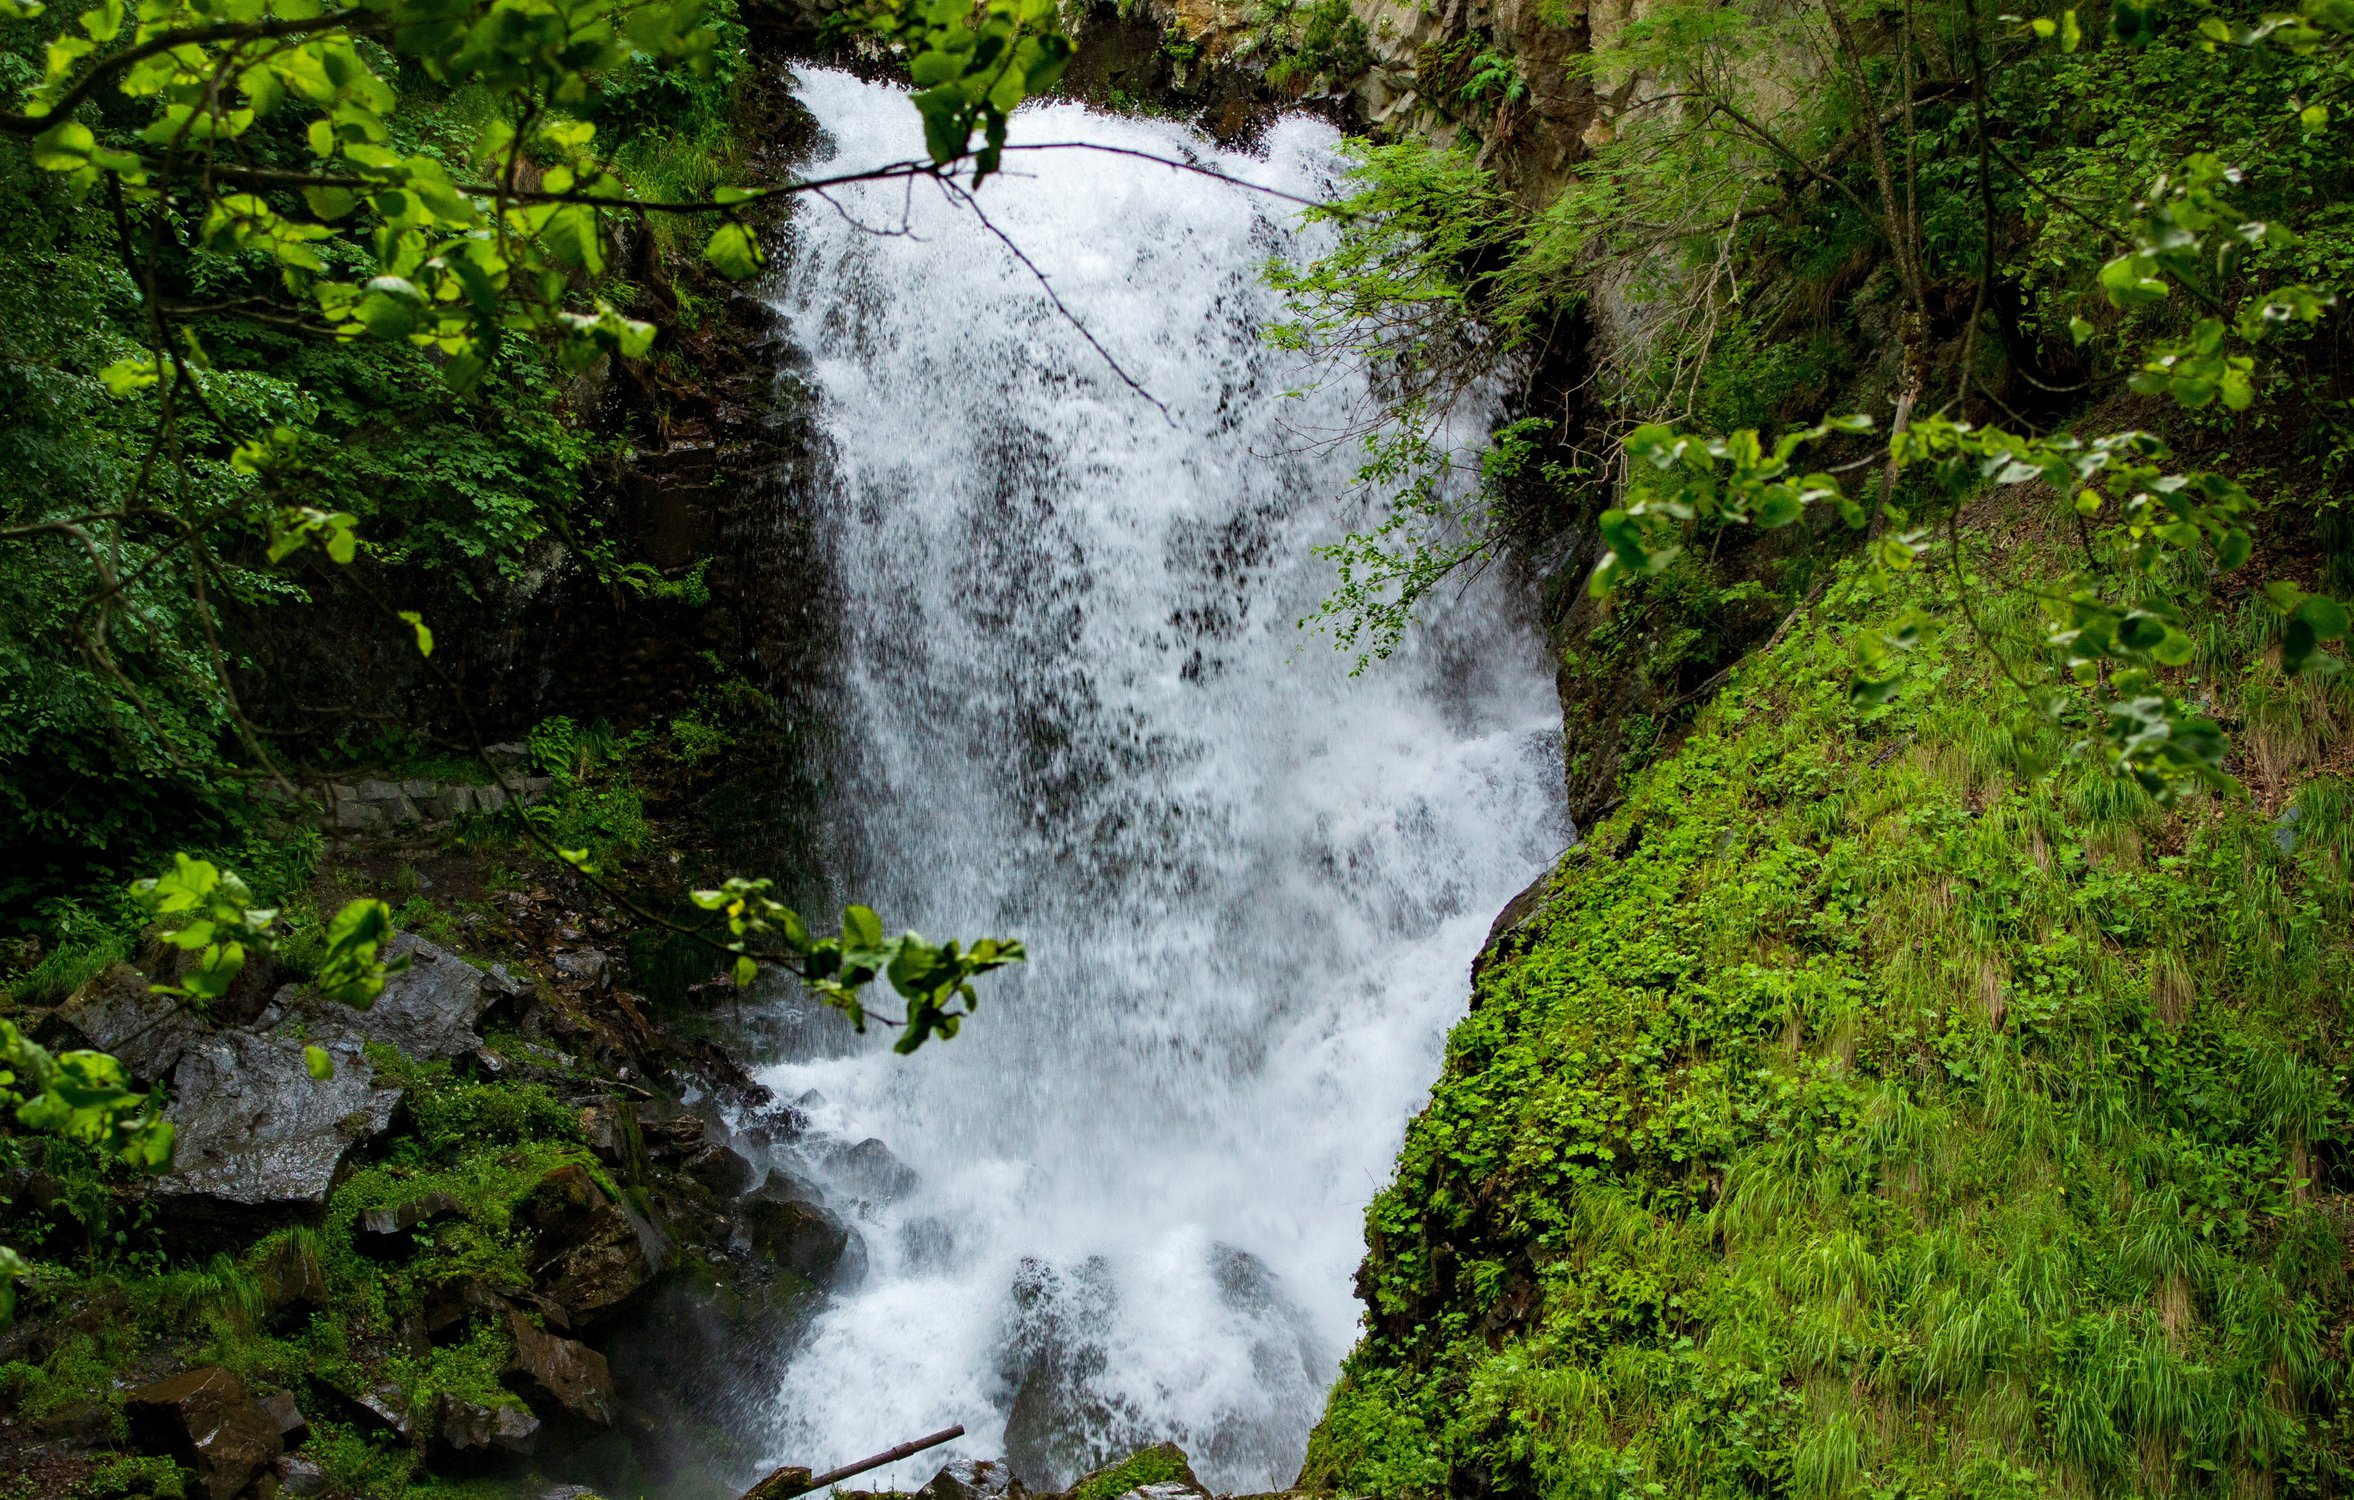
[1306,543,2354,1498]
[0,1035,607,1497]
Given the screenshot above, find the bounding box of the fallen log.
[739,1423,968,1500]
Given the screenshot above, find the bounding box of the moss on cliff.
[1306,547,2354,1497]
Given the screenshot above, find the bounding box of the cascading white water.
[752,70,1570,1495]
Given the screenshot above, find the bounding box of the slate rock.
[578,1100,643,1176]
[429,1395,541,1468]
[500,1310,616,1426]
[553,948,609,990]
[521,1164,666,1326]
[265,933,492,1061]
[157,1032,400,1221]
[125,1366,285,1500]
[274,1455,330,1498]
[44,963,204,1082]
[740,1173,855,1283]
[916,1457,1026,1500]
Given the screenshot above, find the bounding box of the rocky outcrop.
[521,1164,667,1325]
[262,932,500,1061]
[256,1235,330,1316]
[156,1032,400,1223]
[124,1367,285,1500]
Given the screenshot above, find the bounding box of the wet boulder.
[125,1366,285,1500]
[500,1310,616,1426]
[429,1394,541,1468]
[156,1032,400,1225]
[42,963,206,1082]
[330,1381,414,1440]
[521,1164,666,1325]
[916,1457,1027,1500]
[263,933,493,1061]
[684,1139,758,1198]
[423,1277,511,1342]
[740,1174,855,1284]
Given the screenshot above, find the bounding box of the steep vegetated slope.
[1147,0,2354,1489]
[1310,562,2354,1495]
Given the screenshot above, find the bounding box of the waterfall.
[750,69,1570,1496]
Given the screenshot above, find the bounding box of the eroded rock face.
[125,1367,285,1500]
[264,932,495,1061]
[501,1311,617,1426]
[157,1032,400,1221]
[521,1164,666,1325]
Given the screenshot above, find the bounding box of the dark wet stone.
[264,933,493,1061]
[500,1311,616,1426]
[429,1395,540,1468]
[521,1164,666,1326]
[916,1456,1028,1500]
[125,1367,284,1500]
[740,1174,855,1283]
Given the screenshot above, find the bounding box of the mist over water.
[752,69,1569,1494]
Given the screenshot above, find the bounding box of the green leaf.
[733,954,758,987]
[705,221,764,281]
[843,904,884,950]
[304,1045,335,1080]
[397,610,433,656]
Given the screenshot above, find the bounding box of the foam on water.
[752,69,1569,1494]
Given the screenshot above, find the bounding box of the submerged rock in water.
[156,1031,400,1222]
[125,1366,285,1500]
[263,932,495,1060]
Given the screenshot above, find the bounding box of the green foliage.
[75,1455,188,1500]
[846,0,1072,176]
[1308,556,2354,1497]
[688,881,1027,1051]
[1254,0,1372,95]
